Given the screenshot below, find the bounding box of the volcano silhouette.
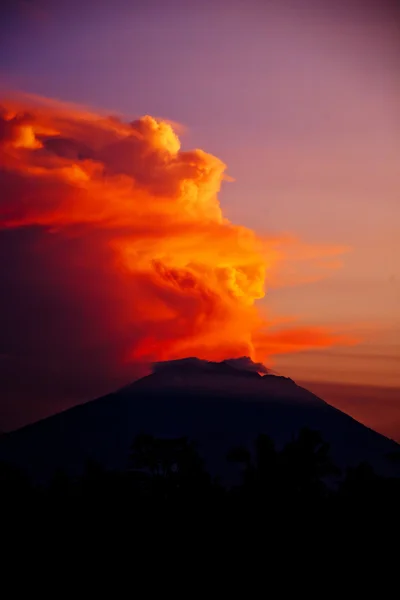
[1,357,399,482]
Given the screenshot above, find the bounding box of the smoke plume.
[0,94,352,426]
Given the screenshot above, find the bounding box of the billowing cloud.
[0,94,354,428]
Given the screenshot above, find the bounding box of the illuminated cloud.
[0,94,353,422]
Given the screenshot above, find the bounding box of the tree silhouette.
[228,434,280,504]
[279,428,339,500]
[129,433,210,502]
[228,428,339,511]
[1,427,399,546]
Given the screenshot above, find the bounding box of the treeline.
[2,428,400,543]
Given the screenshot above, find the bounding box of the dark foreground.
[3,428,400,559]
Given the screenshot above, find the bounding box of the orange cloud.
[254,327,358,357]
[0,94,352,380]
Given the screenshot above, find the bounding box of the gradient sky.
[1,0,399,438]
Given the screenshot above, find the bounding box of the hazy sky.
[1,0,399,436]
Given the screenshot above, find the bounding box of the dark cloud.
[42,136,94,161]
[224,356,270,374]
[152,356,270,375]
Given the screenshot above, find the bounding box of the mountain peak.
[126,355,300,399]
[152,356,271,378]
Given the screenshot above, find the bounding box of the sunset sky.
[0,0,399,439]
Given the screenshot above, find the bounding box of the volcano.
[1,357,399,482]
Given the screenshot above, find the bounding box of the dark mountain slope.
[1,357,399,483]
